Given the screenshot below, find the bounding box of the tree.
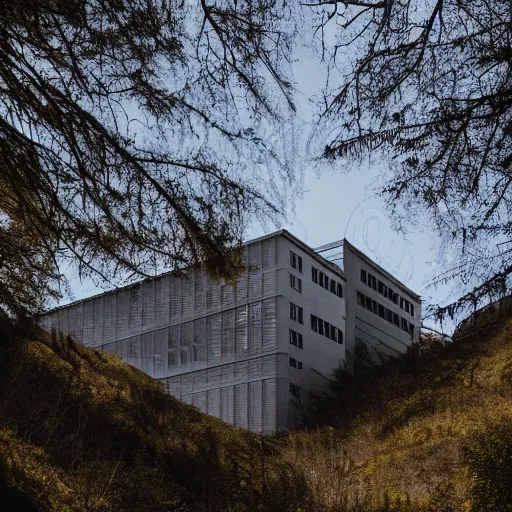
[0,0,297,321]
[306,0,512,321]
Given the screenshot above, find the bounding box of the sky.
[59,6,459,334]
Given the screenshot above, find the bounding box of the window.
[337,328,344,345]
[319,271,329,290]
[387,287,394,300]
[378,280,385,294]
[290,251,302,272]
[312,267,318,284]
[289,383,300,398]
[311,314,318,332]
[404,301,410,314]
[330,280,336,294]
[372,300,377,314]
[357,291,365,306]
[409,323,415,335]
[386,309,393,323]
[289,357,297,368]
[337,283,343,298]
[323,320,330,338]
[330,324,336,341]
[393,313,400,326]
[369,273,377,290]
[289,329,303,349]
[290,273,302,293]
[290,303,303,323]
[298,361,303,370]
[318,318,324,336]
[392,292,399,304]
[360,269,367,284]
[400,297,405,309]
[365,296,372,311]
[410,304,415,317]
[378,304,385,319]
[401,317,408,331]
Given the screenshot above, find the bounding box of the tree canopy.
[0,0,297,320]
[306,0,512,321]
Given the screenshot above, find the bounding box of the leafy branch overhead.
[307,0,512,320]
[0,0,297,319]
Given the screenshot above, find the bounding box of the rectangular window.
[290,273,302,293]
[400,297,405,309]
[318,318,324,336]
[409,323,415,335]
[311,314,318,332]
[290,251,302,272]
[357,291,365,306]
[372,300,377,314]
[401,317,408,331]
[312,267,318,284]
[405,301,410,314]
[298,361,303,370]
[298,333,303,349]
[289,383,300,399]
[410,304,415,317]
[289,329,303,349]
[387,287,394,300]
[386,309,393,323]
[290,303,303,323]
[378,280,384,294]
[365,296,372,311]
[337,328,343,345]
[330,280,336,294]
[330,324,336,341]
[393,313,400,326]
[289,357,297,368]
[324,274,329,289]
[370,274,377,290]
[392,292,399,305]
[324,320,330,338]
[378,304,385,318]
[337,283,343,298]
[360,269,367,284]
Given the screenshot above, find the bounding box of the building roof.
[343,238,420,302]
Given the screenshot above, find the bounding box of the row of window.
[312,267,343,298]
[289,329,303,349]
[290,302,304,324]
[357,291,414,334]
[290,251,303,272]
[289,357,303,369]
[311,315,344,344]
[290,273,302,293]
[360,269,415,317]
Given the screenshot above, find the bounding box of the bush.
[463,423,512,512]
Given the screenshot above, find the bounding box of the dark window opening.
[289,357,297,368]
[311,315,318,332]
[337,283,343,298]
[312,267,318,284]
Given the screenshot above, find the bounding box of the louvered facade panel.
[116,289,130,340]
[180,321,193,366]
[153,328,167,378]
[263,270,276,296]
[249,302,262,355]
[192,391,207,412]
[262,355,277,378]
[170,276,182,322]
[248,358,262,380]
[168,325,179,369]
[141,332,154,376]
[193,317,207,363]
[207,313,221,362]
[92,298,103,347]
[155,275,170,326]
[235,383,248,429]
[81,300,94,345]
[57,308,69,337]
[142,280,156,328]
[262,379,277,434]
[128,285,142,334]
[67,304,82,342]
[193,369,206,390]
[103,294,116,342]
[234,360,248,382]
[221,363,234,384]
[206,279,221,311]
[262,238,277,268]
[248,380,263,432]
[221,309,235,357]
[235,306,248,354]
[125,335,143,370]
[221,282,235,308]
[235,274,248,304]
[167,376,181,398]
[194,271,206,313]
[182,276,193,318]
[207,367,221,388]
[221,386,234,424]
[181,374,193,395]
[207,388,221,419]
[248,243,262,298]
[262,298,277,352]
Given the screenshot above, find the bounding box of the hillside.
[2,310,512,511]
[0,327,307,512]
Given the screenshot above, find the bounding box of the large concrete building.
[41,230,421,433]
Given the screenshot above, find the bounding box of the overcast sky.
[59,10,459,333]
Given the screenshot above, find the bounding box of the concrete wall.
[344,239,421,369]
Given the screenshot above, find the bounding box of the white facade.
[41,230,420,433]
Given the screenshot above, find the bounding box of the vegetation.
[4,306,512,510]
[305,0,512,320]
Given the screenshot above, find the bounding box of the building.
[40,230,420,433]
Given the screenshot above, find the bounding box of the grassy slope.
[0,330,307,512]
[2,310,512,512]
[286,312,512,511]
